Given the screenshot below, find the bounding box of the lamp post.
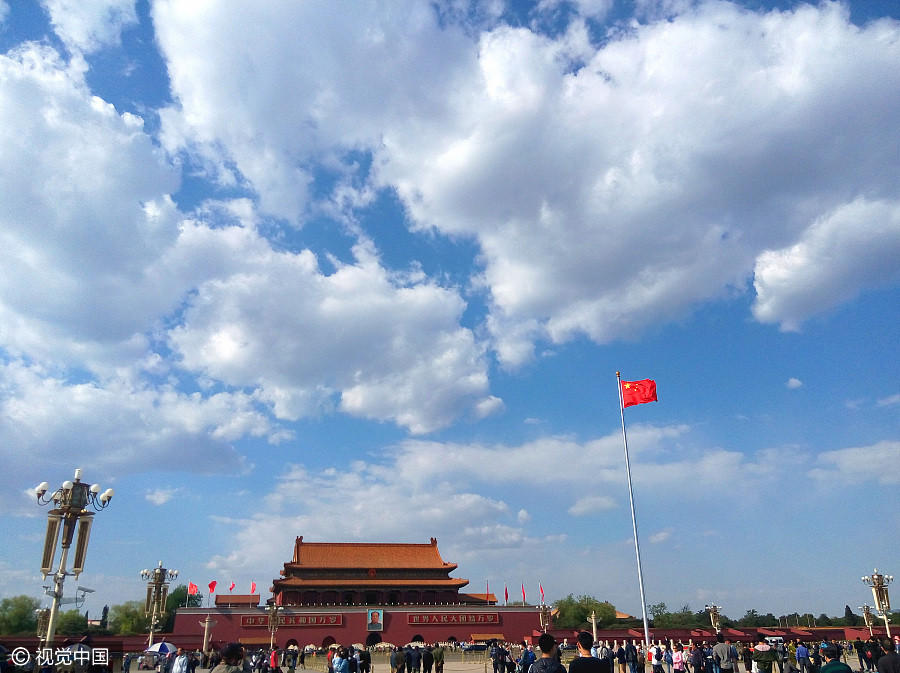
[268,601,283,650]
[34,468,114,647]
[862,569,893,638]
[538,604,552,634]
[142,561,179,647]
[859,605,874,637]
[705,604,722,633]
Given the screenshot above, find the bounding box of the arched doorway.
[411,634,425,643]
[365,633,382,647]
[322,636,336,648]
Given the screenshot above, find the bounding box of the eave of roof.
[274,578,469,588]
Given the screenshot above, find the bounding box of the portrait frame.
[367,608,384,631]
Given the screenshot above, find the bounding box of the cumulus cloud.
[204,424,796,577]
[152,1,900,365]
[568,495,617,516]
[41,0,138,53]
[0,40,497,436]
[753,199,900,330]
[145,488,180,506]
[877,394,900,407]
[809,440,900,485]
[786,378,803,389]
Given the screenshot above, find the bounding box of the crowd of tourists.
[491,633,900,673]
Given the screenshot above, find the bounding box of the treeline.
[553,596,871,631]
[0,584,202,636]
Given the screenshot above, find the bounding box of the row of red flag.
[488,582,545,604]
[188,581,257,595]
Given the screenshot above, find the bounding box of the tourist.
[532,634,565,673]
[616,644,628,673]
[713,636,732,673]
[819,644,851,673]
[665,647,673,673]
[673,645,685,673]
[570,632,610,673]
[692,644,705,673]
[625,641,639,673]
[410,647,422,673]
[798,644,811,673]
[432,644,444,673]
[359,649,371,673]
[754,636,778,673]
[172,649,189,673]
[212,644,246,673]
[650,643,665,673]
[391,647,406,673]
[876,639,900,673]
[334,648,350,673]
[519,645,537,673]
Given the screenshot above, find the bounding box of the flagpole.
[616,371,651,649]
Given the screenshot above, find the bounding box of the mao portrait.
[367,609,383,631]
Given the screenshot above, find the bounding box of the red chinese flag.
[229,582,235,592]
[188,582,198,595]
[621,379,657,408]
[504,586,508,603]
[540,583,544,603]
[208,580,217,594]
[250,581,257,594]
[521,583,526,603]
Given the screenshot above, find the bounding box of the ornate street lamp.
[862,569,893,638]
[35,468,114,647]
[705,604,722,633]
[859,604,874,637]
[267,600,283,649]
[142,561,179,647]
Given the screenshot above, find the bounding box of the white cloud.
[168,233,493,434]
[753,199,900,331]
[786,378,803,389]
[0,42,496,436]
[0,2,9,25]
[41,0,138,53]
[204,424,801,577]
[648,529,672,544]
[809,440,900,485]
[145,488,180,506]
[568,495,617,516]
[877,394,900,407]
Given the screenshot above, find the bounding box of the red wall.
[172,607,543,649]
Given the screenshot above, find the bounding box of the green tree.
[553,594,617,629]
[0,595,41,635]
[162,585,203,632]
[108,601,150,635]
[843,605,859,626]
[56,609,88,635]
[648,602,669,620]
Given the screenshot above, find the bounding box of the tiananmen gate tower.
[171,537,544,648]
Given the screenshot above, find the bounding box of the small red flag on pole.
[250,581,257,594]
[229,582,235,592]
[539,583,544,604]
[521,583,526,603]
[504,586,508,604]
[208,580,217,594]
[188,582,198,595]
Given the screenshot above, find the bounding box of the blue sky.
[1,0,898,625]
